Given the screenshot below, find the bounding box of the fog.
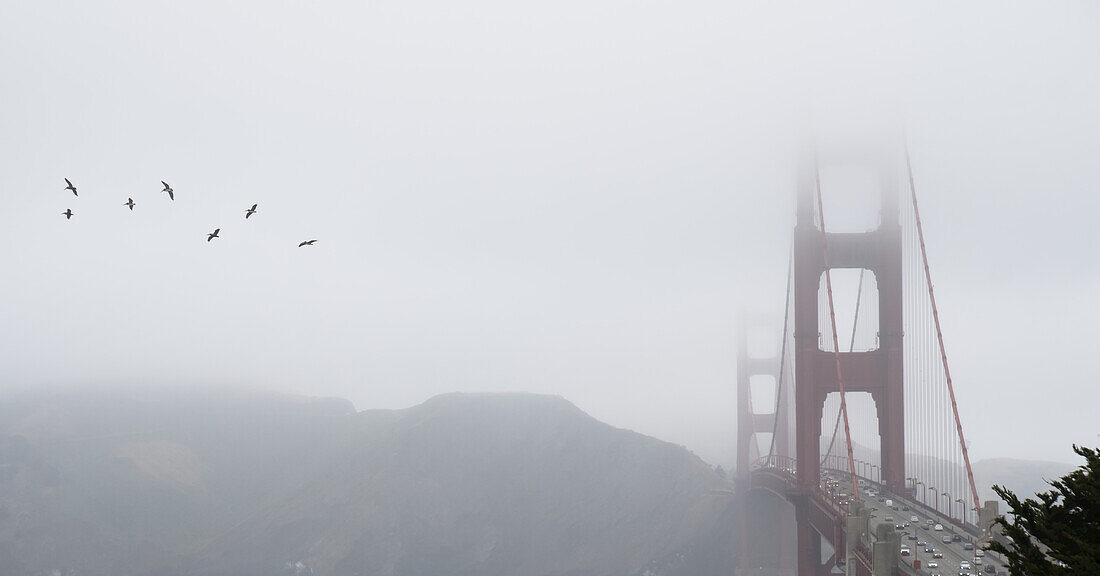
[1,0,1098,467]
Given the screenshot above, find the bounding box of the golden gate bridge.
[735,139,999,576]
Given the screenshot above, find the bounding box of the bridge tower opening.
[820,391,881,480]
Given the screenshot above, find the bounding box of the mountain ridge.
[0,387,736,576]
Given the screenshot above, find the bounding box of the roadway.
[822,472,1007,576]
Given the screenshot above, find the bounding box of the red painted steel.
[791,154,906,576]
[740,150,943,576]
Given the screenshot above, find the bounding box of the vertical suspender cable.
[814,156,860,500]
[746,369,763,462]
[904,139,981,515]
[766,244,794,463]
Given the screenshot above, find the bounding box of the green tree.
[987,445,1100,575]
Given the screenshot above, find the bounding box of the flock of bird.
[60,178,318,247]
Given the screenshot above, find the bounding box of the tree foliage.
[986,445,1100,575]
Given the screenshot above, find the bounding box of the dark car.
[963,542,974,551]
[953,534,963,542]
[908,533,918,540]
[902,505,910,511]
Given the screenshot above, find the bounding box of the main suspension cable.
[904,139,981,516]
[814,155,860,500]
[820,268,865,468]
[766,244,794,463]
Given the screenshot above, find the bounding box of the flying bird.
[245,203,258,218]
[298,239,317,247]
[64,178,77,196]
[207,228,220,242]
[125,197,135,210]
[62,209,73,220]
[161,181,174,201]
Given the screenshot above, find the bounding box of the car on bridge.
[900,545,911,556]
[917,540,927,547]
[932,549,944,558]
[934,523,944,531]
[942,535,953,544]
[960,560,972,571]
[927,561,939,569]
[963,542,974,551]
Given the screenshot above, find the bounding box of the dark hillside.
[0,389,736,576]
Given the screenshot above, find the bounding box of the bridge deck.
[747,463,1005,576]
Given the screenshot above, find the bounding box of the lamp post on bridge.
[870,463,879,485]
[955,498,965,524]
[940,492,952,521]
[914,480,927,506]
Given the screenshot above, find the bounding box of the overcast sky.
[1,0,1097,467]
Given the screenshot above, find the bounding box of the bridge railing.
[750,454,796,475]
[750,455,853,521]
[819,463,981,536]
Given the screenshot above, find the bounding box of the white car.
[910,515,919,522]
[975,549,985,558]
[961,561,972,570]
[934,523,944,531]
